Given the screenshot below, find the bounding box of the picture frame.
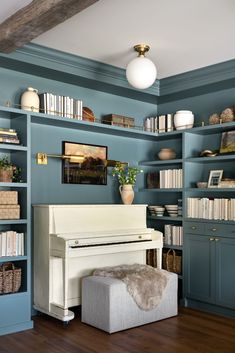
[208,170,223,188]
[62,141,107,185]
[220,130,235,154]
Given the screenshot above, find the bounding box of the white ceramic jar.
[174,110,194,130]
[21,87,40,112]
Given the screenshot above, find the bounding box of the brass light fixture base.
[134,44,150,57]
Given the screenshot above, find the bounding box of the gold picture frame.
[220,131,235,154]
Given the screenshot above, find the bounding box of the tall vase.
[21,87,40,112]
[119,184,134,205]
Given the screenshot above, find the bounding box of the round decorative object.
[220,107,234,123]
[209,113,220,125]
[119,184,134,205]
[82,107,95,122]
[200,149,218,157]
[21,87,39,112]
[196,182,208,188]
[173,110,194,130]
[126,57,157,90]
[158,148,176,160]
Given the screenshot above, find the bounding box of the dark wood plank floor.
[0,308,235,353]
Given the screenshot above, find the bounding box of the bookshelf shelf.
[148,215,183,221]
[139,158,183,166]
[0,255,27,263]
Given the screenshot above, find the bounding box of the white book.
[154,116,158,133]
[145,118,151,132]
[166,114,173,132]
[158,115,166,133]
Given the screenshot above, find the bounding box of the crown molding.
[160,59,235,99]
[0,43,160,103]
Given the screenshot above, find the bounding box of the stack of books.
[0,128,20,144]
[144,114,174,133]
[39,92,83,119]
[164,224,183,246]
[159,169,182,188]
[0,230,24,256]
[187,197,235,220]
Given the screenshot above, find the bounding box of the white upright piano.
[33,204,163,322]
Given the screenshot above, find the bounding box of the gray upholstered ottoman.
[81,272,178,333]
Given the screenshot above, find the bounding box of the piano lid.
[34,204,149,235]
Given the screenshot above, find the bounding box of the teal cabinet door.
[216,237,235,309]
[184,234,216,303]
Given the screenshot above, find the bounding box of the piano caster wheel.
[63,321,69,327]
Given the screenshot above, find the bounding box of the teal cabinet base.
[0,320,33,336]
[0,293,33,336]
[185,299,235,320]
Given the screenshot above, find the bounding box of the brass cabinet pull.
[191,226,196,230]
[209,238,214,241]
[211,228,217,232]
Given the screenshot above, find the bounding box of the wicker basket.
[0,262,22,294]
[0,191,18,205]
[162,249,182,274]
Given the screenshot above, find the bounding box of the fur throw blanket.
[93,264,169,311]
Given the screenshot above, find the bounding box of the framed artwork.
[62,141,107,185]
[208,170,223,188]
[220,130,235,154]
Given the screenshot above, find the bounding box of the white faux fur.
[93,264,169,311]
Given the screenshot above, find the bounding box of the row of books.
[159,169,183,188]
[0,127,20,144]
[164,225,183,246]
[144,114,174,133]
[0,231,24,257]
[187,198,235,220]
[39,92,83,119]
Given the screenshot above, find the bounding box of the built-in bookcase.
[0,106,33,336]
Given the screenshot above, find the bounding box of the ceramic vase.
[174,110,194,130]
[21,87,40,112]
[158,148,176,160]
[0,168,13,182]
[119,184,134,205]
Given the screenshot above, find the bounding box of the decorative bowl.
[196,182,208,188]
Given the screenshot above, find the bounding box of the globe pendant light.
[126,44,157,89]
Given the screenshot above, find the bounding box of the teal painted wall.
[158,87,235,128]
[0,66,158,205]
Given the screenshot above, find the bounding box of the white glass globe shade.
[126,56,157,89]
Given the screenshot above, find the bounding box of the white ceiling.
[2,0,235,79]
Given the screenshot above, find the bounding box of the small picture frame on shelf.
[208,170,223,188]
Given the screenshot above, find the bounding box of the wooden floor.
[0,308,235,353]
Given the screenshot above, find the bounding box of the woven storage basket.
[0,205,20,219]
[0,191,18,205]
[0,262,22,294]
[162,249,182,274]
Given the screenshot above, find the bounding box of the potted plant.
[0,156,21,182]
[112,162,143,204]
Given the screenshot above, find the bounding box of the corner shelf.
[148,216,182,221]
[139,159,183,166]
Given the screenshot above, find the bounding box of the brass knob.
[215,238,220,242]
[138,236,142,239]
[191,226,196,230]
[209,238,214,241]
[211,228,217,232]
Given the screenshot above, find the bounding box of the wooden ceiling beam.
[0,0,99,53]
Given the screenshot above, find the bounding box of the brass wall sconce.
[36,152,127,167]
